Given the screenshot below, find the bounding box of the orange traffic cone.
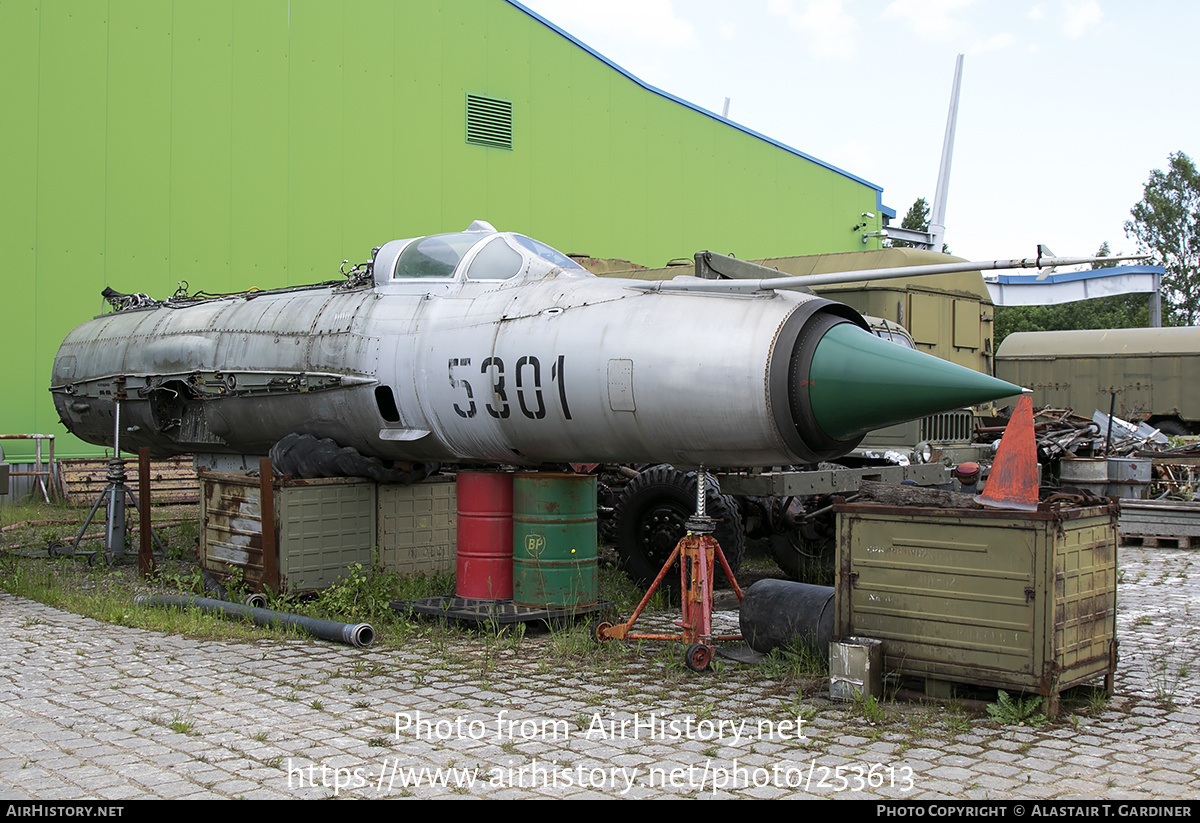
[976,395,1039,511]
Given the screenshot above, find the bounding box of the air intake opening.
[375,386,401,422]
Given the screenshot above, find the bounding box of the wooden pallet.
[1118,499,1200,550]
[58,456,199,506]
[1122,534,1194,549]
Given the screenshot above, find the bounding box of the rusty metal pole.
[681,467,716,668]
[138,448,155,579]
[259,457,278,593]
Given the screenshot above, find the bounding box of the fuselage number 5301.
[448,355,571,421]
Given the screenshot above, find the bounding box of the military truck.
[996,326,1200,436]
[773,247,997,377]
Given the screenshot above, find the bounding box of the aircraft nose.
[804,321,1022,442]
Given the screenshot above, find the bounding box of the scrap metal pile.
[976,406,1197,501]
[1139,444,1200,502]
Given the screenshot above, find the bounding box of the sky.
[518,0,1196,264]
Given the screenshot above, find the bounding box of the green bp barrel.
[512,473,598,609]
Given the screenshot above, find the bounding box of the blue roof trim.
[992,265,1165,285]
[505,0,891,215]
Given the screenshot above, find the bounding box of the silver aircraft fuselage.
[50,225,1019,468]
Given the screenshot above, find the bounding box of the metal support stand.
[0,434,58,503]
[59,394,165,565]
[597,466,744,671]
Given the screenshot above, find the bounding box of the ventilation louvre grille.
[920,409,975,444]
[466,94,513,150]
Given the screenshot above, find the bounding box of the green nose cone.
[808,323,1023,441]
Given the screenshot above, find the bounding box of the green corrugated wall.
[0,0,885,460]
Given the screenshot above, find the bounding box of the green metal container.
[378,475,457,578]
[835,501,1118,717]
[512,473,598,609]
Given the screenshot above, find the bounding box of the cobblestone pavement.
[1,545,1197,800]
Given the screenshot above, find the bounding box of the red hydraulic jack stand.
[596,468,743,671]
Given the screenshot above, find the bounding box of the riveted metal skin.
[52,227,1022,469]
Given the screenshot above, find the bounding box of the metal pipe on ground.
[739,579,835,655]
[135,595,375,648]
[198,573,266,607]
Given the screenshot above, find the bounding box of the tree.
[1090,241,1117,269]
[1125,151,1200,325]
[889,196,948,253]
[900,197,930,239]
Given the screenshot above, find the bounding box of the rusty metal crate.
[199,471,376,594]
[834,502,1118,715]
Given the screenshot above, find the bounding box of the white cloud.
[524,0,697,49]
[1061,0,1103,39]
[767,0,859,59]
[1027,4,1046,21]
[969,32,1015,54]
[883,0,975,40]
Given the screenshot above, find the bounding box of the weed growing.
[1151,651,1188,705]
[852,693,888,725]
[759,636,829,684]
[168,711,195,735]
[315,561,452,624]
[986,690,1047,727]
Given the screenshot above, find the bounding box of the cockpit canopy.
[372,222,587,288]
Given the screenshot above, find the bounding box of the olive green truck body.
[995,327,1200,434]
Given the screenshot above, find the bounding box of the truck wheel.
[1154,419,1189,437]
[611,465,745,590]
[769,529,835,583]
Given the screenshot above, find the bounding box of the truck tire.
[768,530,835,583]
[1154,419,1189,437]
[611,465,745,590]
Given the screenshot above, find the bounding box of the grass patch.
[759,635,829,685]
[147,710,195,736]
[851,693,888,725]
[1151,652,1188,705]
[0,501,464,643]
[315,561,453,625]
[168,712,195,735]
[2,501,821,709]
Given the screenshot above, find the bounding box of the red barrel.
[455,472,514,599]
